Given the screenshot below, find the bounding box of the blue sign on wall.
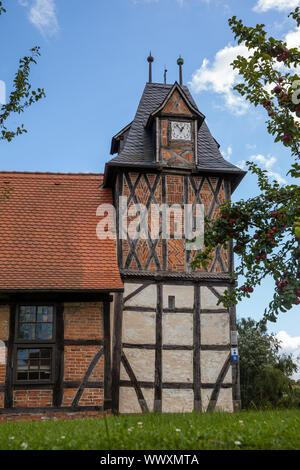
[231,347,238,362]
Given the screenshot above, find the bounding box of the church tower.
[104,55,245,414]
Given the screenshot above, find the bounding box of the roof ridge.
[146,83,172,87]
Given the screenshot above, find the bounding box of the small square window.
[16,348,52,382]
[17,306,54,341]
[168,296,175,309]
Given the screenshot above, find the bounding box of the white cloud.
[276,331,300,379]
[251,154,287,183]
[189,44,251,115]
[246,143,257,151]
[285,27,300,49]
[252,154,276,170]
[19,0,59,36]
[236,159,247,170]
[254,0,300,12]
[189,6,300,117]
[236,154,287,181]
[266,170,287,184]
[221,145,232,161]
[277,331,300,351]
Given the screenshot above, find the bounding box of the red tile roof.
[0,172,123,291]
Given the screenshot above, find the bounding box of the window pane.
[17,359,28,369]
[19,306,36,323]
[41,349,51,358]
[19,324,35,340]
[37,306,53,323]
[28,371,39,380]
[17,349,29,360]
[29,359,39,370]
[29,349,40,359]
[16,348,52,382]
[41,359,50,367]
[36,323,53,340]
[17,372,28,381]
[39,371,51,380]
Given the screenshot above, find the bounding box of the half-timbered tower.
[104,57,246,414]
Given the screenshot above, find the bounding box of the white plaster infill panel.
[216,388,233,412]
[162,389,193,413]
[123,310,156,344]
[162,313,193,346]
[201,387,233,412]
[119,387,154,414]
[200,350,231,384]
[124,283,143,298]
[201,389,213,412]
[124,283,157,309]
[162,350,193,383]
[163,285,194,309]
[121,348,155,382]
[200,312,230,345]
[200,286,227,310]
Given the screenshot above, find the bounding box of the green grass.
[0,409,299,450]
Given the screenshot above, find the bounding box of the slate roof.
[0,172,123,292]
[106,83,245,184]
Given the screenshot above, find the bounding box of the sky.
[0,0,300,374]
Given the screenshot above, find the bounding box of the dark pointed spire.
[177,55,184,86]
[147,52,154,83]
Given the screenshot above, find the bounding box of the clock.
[171,121,192,141]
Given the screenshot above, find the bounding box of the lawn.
[0,409,299,450]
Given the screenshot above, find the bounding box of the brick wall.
[62,388,104,407]
[63,302,104,408]
[13,390,53,408]
[64,346,104,381]
[64,302,103,340]
[162,90,192,116]
[79,388,104,406]
[120,172,228,273]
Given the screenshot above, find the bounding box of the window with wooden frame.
[13,305,56,384]
[168,295,175,309]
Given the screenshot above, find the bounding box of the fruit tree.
[192,8,300,324]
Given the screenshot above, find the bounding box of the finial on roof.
[164,65,168,85]
[147,52,154,83]
[177,55,184,86]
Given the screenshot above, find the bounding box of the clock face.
[171,121,192,141]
